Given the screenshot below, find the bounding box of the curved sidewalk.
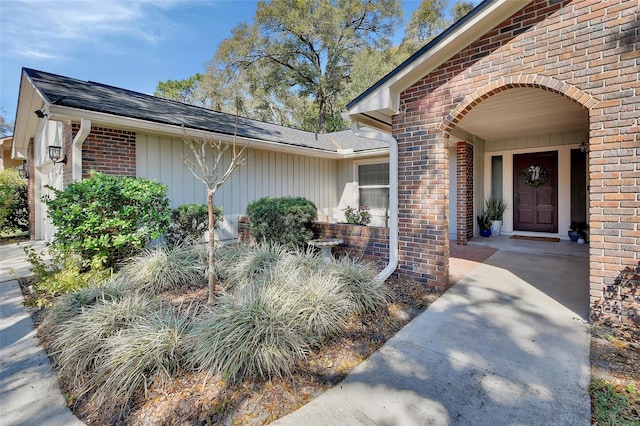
[274,246,591,425]
[0,241,83,426]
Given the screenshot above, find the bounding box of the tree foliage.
[246,196,317,248]
[0,169,27,231]
[154,74,208,107]
[0,110,13,137]
[156,0,477,133]
[205,0,402,133]
[44,172,171,269]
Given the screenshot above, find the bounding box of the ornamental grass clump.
[226,241,292,285]
[117,244,206,293]
[88,306,192,415]
[187,245,372,382]
[188,286,310,382]
[39,282,126,339]
[327,256,389,314]
[50,294,160,388]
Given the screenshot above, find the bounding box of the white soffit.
[456,87,589,140]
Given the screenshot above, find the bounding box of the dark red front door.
[513,151,558,233]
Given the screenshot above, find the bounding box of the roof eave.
[48,105,388,160]
[347,0,532,131]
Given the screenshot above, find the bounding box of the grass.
[591,380,640,425]
[117,244,207,292]
[38,242,391,416]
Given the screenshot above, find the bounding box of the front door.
[513,151,558,233]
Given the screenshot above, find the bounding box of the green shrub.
[165,203,222,245]
[24,246,113,308]
[0,169,27,231]
[44,171,171,269]
[116,244,206,293]
[246,196,317,247]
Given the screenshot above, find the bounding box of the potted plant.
[568,221,588,243]
[477,213,492,237]
[485,197,508,236]
[343,205,371,226]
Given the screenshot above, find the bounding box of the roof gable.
[347,0,531,131]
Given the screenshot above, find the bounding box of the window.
[358,163,389,209]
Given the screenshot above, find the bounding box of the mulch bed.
[29,279,441,425]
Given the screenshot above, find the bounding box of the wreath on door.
[521,165,549,188]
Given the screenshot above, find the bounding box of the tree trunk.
[207,191,216,305]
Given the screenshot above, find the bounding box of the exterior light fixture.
[17,163,28,179]
[47,145,67,164]
[579,142,589,153]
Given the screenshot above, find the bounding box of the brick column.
[456,141,474,244]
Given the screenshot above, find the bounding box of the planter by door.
[491,220,502,236]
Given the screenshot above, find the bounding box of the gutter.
[72,118,91,181]
[351,122,398,283]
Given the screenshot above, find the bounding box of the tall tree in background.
[403,0,447,49]
[0,111,14,137]
[450,1,476,22]
[210,0,402,133]
[155,74,209,107]
[156,0,478,132]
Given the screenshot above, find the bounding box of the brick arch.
[441,75,597,134]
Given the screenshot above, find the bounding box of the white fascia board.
[47,105,385,160]
[349,0,530,119]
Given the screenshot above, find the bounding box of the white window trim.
[354,159,390,210]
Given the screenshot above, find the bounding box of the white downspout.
[72,118,91,182]
[351,122,398,282]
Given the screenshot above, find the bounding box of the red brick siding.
[393,0,639,320]
[62,122,74,186]
[71,124,136,178]
[456,141,474,244]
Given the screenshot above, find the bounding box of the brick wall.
[71,124,136,178]
[456,141,474,244]
[237,216,391,271]
[393,0,639,320]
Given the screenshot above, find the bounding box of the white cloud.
[0,0,183,61]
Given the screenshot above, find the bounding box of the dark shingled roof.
[24,68,387,153]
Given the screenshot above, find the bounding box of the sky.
[0,0,475,125]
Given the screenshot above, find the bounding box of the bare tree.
[182,119,247,304]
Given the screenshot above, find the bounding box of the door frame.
[513,151,559,233]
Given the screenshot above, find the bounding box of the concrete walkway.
[0,241,83,426]
[275,246,591,425]
[0,240,591,425]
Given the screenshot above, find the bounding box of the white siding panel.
[137,133,340,238]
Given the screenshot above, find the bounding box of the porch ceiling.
[455,88,589,141]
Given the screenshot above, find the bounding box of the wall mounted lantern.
[47,145,67,164]
[579,142,589,153]
[17,163,28,179]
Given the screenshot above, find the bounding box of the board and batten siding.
[136,133,340,240]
